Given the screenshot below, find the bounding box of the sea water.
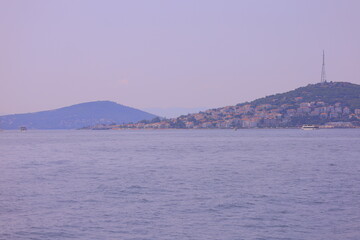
[0,129,359,240]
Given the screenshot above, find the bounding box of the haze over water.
[1,129,359,239]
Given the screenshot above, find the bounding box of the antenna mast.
[321,50,327,83]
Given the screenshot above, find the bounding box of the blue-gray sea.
[0,129,359,240]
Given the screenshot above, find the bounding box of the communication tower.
[321,50,327,83]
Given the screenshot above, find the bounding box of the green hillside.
[240,82,360,110]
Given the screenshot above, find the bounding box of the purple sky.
[1,0,360,115]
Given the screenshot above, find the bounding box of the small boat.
[20,126,27,131]
[301,125,319,130]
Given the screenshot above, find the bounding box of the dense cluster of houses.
[112,99,360,129]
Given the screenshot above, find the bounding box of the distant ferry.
[20,126,27,131]
[301,125,319,130]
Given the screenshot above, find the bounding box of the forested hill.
[243,82,360,110]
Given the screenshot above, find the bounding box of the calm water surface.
[0,129,359,240]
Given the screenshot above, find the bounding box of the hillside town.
[93,99,360,130]
[80,82,360,130]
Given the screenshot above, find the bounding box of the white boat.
[301,125,319,130]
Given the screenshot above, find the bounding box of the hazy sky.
[1,0,360,115]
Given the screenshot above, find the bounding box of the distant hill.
[0,101,157,129]
[115,82,360,129]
